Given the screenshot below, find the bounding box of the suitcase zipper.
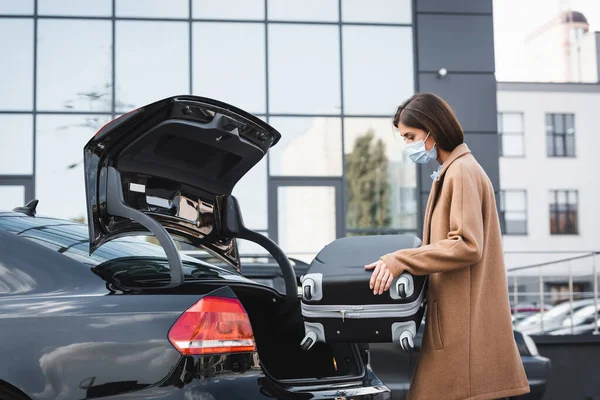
[301,285,425,321]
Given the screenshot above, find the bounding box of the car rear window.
[0,215,170,267]
[0,214,255,286]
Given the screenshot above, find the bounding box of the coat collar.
[421,143,471,244]
[436,143,471,181]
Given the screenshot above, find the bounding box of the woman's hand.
[365,259,395,295]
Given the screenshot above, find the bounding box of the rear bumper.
[107,374,391,400]
[517,355,551,400]
[102,360,391,400]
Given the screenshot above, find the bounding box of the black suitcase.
[300,235,427,352]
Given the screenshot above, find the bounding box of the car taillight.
[168,296,256,355]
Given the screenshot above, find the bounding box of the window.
[0,115,33,175]
[343,26,413,115]
[268,117,342,176]
[116,0,188,18]
[268,24,341,114]
[36,115,111,220]
[115,21,189,111]
[193,0,264,20]
[342,0,412,24]
[0,186,25,212]
[0,216,226,275]
[546,113,575,157]
[499,190,527,235]
[37,19,112,111]
[344,118,417,233]
[549,190,578,235]
[193,22,266,114]
[497,112,524,157]
[267,0,338,22]
[231,157,267,231]
[0,1,34,14]
[38,0,112,17]
[0,19,33,110]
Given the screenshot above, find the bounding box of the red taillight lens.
[168,296,256,355]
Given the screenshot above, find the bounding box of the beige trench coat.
[381,144,530,400]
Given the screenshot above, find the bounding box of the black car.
[0,95,550,400]
[188,253,552,400]
[0,96,393,400]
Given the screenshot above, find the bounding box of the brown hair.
[392,92,464,152]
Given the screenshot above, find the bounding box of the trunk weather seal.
[102,166,184,288]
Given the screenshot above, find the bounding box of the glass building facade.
[0,0,417,260]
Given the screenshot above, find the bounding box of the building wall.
[498,84,600,254]
[579,31,600,83]
[0,1,417,247]
[414,0,500,235]
[0,0,500,260]
[498,83,600,310]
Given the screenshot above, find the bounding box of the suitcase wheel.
[393,274,414,299]
[300,330,318,351]
[300,337,314,351]
[400,331,415,352]
[398,283,407,298]
[304,285,312,301]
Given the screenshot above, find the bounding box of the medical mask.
[404,132,438,164]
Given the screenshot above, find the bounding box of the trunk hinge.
[104,166,184,288]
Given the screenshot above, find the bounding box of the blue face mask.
[404,132,438,164]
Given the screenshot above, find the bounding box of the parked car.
[548,303,600,335]
[549,320,600,335]
[559,303,600,328]
[511,304,552,325]
[514,298,598,335]
[0,96,392,399]
[218,254,552,400]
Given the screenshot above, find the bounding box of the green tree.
[70,215,86,223]
[345,129,391,231]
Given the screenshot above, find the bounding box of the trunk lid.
[84,95,280,271]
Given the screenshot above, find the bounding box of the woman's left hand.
[365,259,395,295]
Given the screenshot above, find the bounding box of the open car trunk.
[232,284,364,381]
[81,95,398,384]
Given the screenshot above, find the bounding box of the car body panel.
[518,355,552,400]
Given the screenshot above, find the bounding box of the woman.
[365,93,530,400]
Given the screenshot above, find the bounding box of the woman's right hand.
[365,259,396,295]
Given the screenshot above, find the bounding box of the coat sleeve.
[381,163,485,276]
